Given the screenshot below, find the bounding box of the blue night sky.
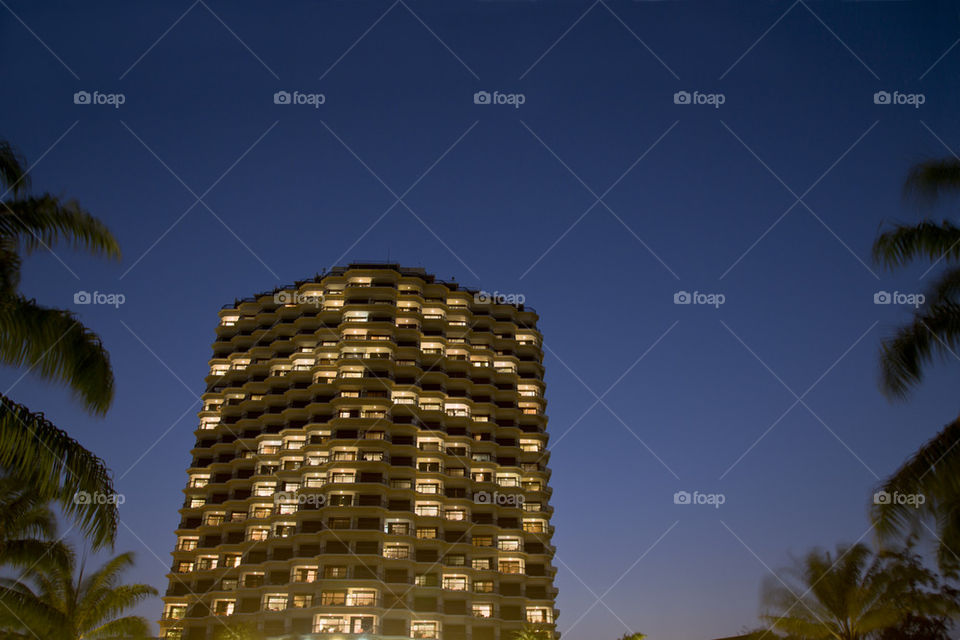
[3,1,960,638]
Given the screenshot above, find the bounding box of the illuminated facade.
[159,264,558,640]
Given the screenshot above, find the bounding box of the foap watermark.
[74,490,125,505]
[73,90,125,108]
[274,291,323,306]
[274,491,326,507]
[874,290,925,308]
[873,490,925,508]
[474,290,526,305]
[673,490,725,509]
[473,90,526,108]
[673,90,725,108]
[474,491,525,507]
[74,290,125,308]
[674,290,725,308]
[873,90,925,108]
[274,90,325,108]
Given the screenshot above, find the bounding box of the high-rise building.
[159,264,558,640]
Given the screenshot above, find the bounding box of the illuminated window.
[176,537,198,551]
[415,503,440,517]
[346,590,377,607]
[384,544,410,559]
[314,616,347,633]
[247,528,268,541]
[292,594,312,608]
[292,567,318,583]
[320,591,346,606]
[222,554,241,568]
[442,575,468,591]
[411,621,439,639]
[213,600,235,616]
[164,604,186,619]
[527,607,554,623]
[498,538,522,552]
[472,603,493,618]
[499,559,523,574]
[263,594,287,612]
[417,483,440,494]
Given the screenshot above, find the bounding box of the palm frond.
[0,296,113,413]
[0,395,117,547]
[84,615,154,640]
[872,417,960,567]
[0,582,63,639]
[79,583,157,634]
[0,140,29,197]
[878,301,960,398]
[0,195,120,260]
[79,552,135,600]
[872,220,960,270]
[0,238,21,298]
[904,158,960,205]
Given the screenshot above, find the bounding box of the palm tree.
[616,634,647,640]
[0,138,121,547]
[870,159,960,569]
[759,543,953,640]
[511,625,554,640]
[212,623,265,640]
[0,546,157,640]
[0,475,66,570]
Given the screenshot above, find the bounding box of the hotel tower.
[159,264,559,640]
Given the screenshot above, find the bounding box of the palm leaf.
[0,195,120,260]
[0,140,29,197]
[904,159,960,205]
[877,300,960,398]
[0,395,116,547]
[872,417,960,568]
[872,220,960,270]
[0,297,113,414]
[84,615,154,640]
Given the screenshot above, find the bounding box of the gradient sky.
[3,1,960,638]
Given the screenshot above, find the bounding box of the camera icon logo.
[73,491,91,504]
[673,291,692,305]
[673,490,691,505]
[873,291,891,305]
[873,490,891,505]
[673,91,691,105]
[274,291,295,304]
[474,91,491,105]
[474,291,491,304]
[474,491,492,504]
[73,91,91,105]
[874,91,891,105]
[74,290,92,305]
[274,91,291,105]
